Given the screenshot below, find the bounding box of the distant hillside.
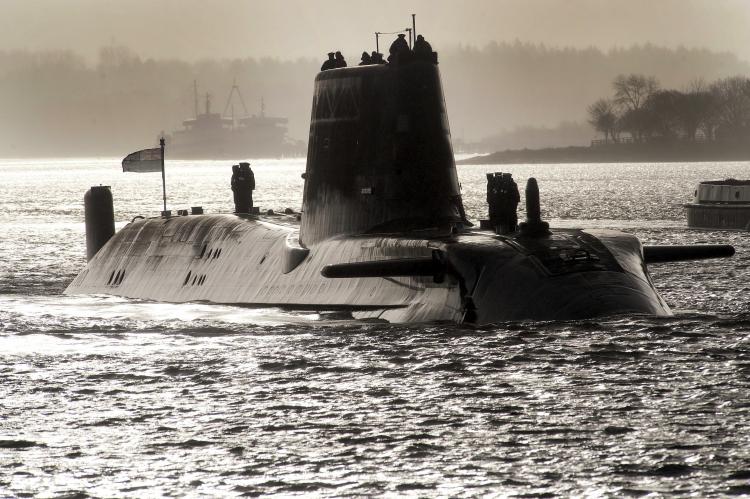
[1,42,749,157]
[454,121,592,154]
[458,141,750,165]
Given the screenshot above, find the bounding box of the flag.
[122,147,163,172]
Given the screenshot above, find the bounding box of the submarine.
[65,36,735,324]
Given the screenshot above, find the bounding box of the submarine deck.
[65,212,671,323]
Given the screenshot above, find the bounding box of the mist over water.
[2,158,750,496]
[2,42,749,157]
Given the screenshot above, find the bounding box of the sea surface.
[1,158,749,497]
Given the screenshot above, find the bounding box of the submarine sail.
[302,62,465,244]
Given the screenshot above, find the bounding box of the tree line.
[588,74,750,144]
[0,46,319,157]
[2,42,750,156]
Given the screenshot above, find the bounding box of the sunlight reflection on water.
[1,158,750,496]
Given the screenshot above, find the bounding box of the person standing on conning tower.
[359,51,372,65]
[387,34,410,64]
[334,51,347,68]
[321,52,336,71]
[413,34,433,62]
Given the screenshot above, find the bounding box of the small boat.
[686,179,750,230]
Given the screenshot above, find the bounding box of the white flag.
[122,147,162,173]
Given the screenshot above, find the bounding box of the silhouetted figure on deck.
[232,162,255,213]
[334,51,347,68]
[414,34,433,62]
[487,172,520,234]
[371,51,385,64]
[359,51,372,65]
[240,162,255,211]
[387,34,410,64]
[231,165,241,212]
[321,52,336,71]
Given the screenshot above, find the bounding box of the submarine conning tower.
[300,59,466,245]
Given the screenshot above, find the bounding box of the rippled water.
[2,158,750,496]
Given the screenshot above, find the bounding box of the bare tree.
[611,74,660,141]
[613,74,660,112]
[587,98,618,142]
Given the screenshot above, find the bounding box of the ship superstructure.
[165,81,303,159]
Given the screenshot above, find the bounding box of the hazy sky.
[3,0,750,62]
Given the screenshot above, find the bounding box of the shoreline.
[458,142,750,164]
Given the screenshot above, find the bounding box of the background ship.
[163,81,305,159]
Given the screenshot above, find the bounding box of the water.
[1,158,750,497]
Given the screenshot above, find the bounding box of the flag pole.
[160,137,167,214]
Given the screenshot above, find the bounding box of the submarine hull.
[65,214,670,323]
[65,57,690,322]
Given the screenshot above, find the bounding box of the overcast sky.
[3,0,750,62]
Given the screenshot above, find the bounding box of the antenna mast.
[193,80,198,118]
[375,16,416,53]
[222,79,249,118]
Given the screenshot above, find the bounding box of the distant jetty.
[459,141,750,165]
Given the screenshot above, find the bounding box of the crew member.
[502,173,520,232]
[321,52,336,71]
[231,164,242,213]
[334,51,347,68]
[239,162,255,212]
[413,34,433,62]
[359,51,372,65]
[387,34,410,64]
[371,51,385,64]
[231,162,255,213]
[487,172,520,234]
